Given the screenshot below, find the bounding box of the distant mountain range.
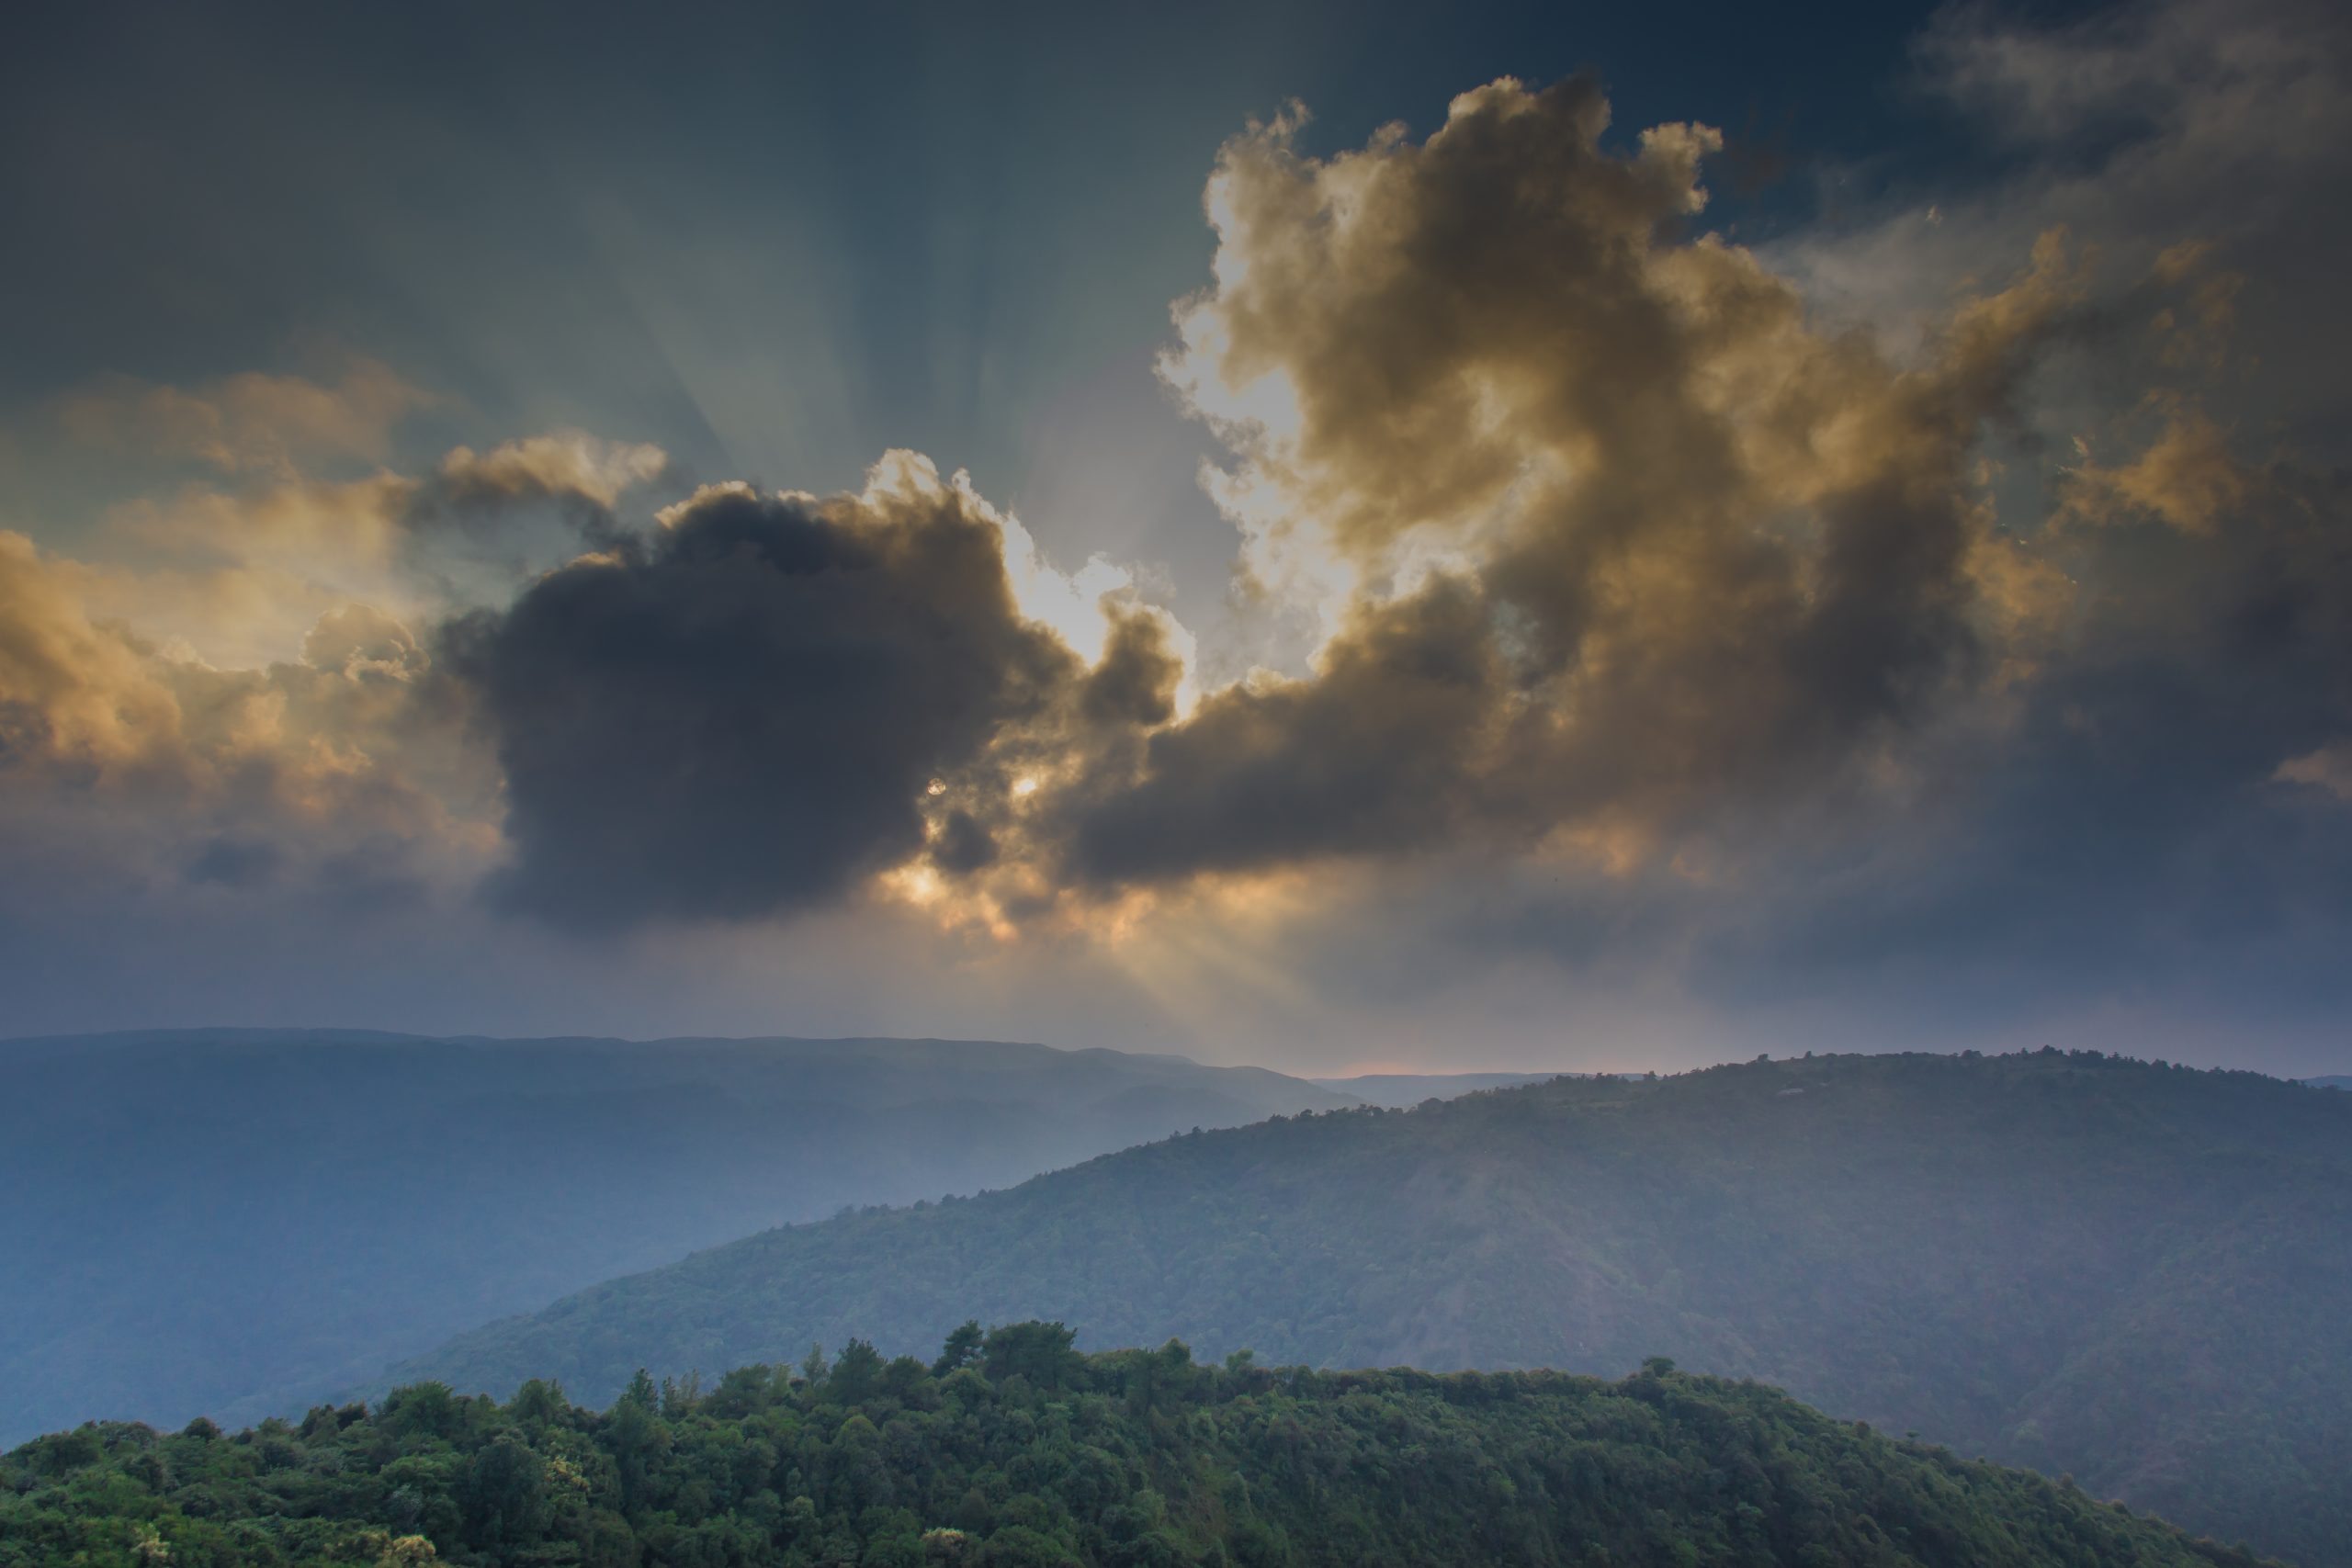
[385,1052,2352,1568]
[0,1029,1347,1444]
[2307,1074,2351,1090]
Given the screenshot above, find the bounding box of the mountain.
[0,1030,1347,1446]
[1309,1071,1566,1105]
[2306,1076,2351,1090]
[390,1052,2352,1567]
[4,1326,2278,1568]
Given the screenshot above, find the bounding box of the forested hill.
[5,1326,2280,1568]
[0,1031,1349,1445]
[390,1052,2352,1568]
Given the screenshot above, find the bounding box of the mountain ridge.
[382,1050,2352,1567]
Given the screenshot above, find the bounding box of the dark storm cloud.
[448,468,1080,931]
[1067,583,1504,882]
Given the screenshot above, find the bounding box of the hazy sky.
[3,0,2347,1076]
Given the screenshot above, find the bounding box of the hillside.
[3,1325,2277,1568]
[0,1031,1348,1444]
[390,1052,2352,1567]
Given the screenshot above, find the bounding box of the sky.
[2,0,2347,1076]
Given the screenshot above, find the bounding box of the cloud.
[0,525,492,921]
[2276,741,2352,803]
[0,530,186,774]
[1060,77,2085,888]
[956,45,2349,1057]
[73,474,419,671]
[6,21,2351,1069]
[1061,582,1504,883]
[405,433,671,540]
[301,603,430,682]
[2063,404,2253,534]
[1792,0,2351,459]
[53,358,434,475]
[449,455,1091,931]
[423,76,2183,947]
[414,70,2328,952]
[45,427,676,675]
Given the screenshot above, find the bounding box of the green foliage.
[0,1328,2279,1568]
[981,1323,1085,1392]
[934,1322,986,1378]
[390,1051,2352,1567]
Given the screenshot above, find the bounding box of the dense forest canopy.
[0,1031,1347,1443]
[387,1052,2352,1567]
[1,1326,2279,1568]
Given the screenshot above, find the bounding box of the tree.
[933,1321,985,1376]
[621,1369,659,1409]
[507,1378,570,1426]
[982,1323,1082,1391]
[830,1339,884,1404]
[462,1436,549,1548]
[606,1390,671,1513]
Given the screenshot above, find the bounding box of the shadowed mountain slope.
[0,1030,1349,1444]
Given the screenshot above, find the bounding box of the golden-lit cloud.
[74,474,418,671]
[0,409,639,924]
[0,529,186,773]
[31,424,676,676]
[0,525,482,861]
[2064,405,2254,535]
[1057,77,2097,891]
[423,433,672,513]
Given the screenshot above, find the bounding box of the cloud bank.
[5,11,2349,1067]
